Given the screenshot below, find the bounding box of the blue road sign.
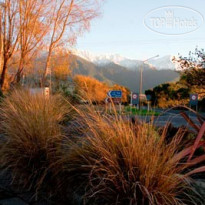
[146,95,151,101]
[108,90,122,98]
[190,94,198,106]
[132,93,139,105]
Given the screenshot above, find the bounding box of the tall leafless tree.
[0,0,19,90]
[42,0,101,86]
[16,0,50,83]
[0,0,102,89]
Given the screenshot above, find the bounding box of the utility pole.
[139,66,143,107]
[139,55,159,110]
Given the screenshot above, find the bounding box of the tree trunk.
[42,47,52,87]
[16,58,24,83]
[0,60,7,89]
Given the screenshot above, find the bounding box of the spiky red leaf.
[185,166,205,176]
[172,141,205,163]
[188,122,205,161]
[180,112,200,132]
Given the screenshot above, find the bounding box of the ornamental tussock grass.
[0,93,204,204]
[57,105,203,205]
[0,89,71,197]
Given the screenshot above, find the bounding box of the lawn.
[125,106,160,116]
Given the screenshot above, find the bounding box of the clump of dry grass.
[0,89,70,196]
[0,93,203,204]
[59,106,203,205]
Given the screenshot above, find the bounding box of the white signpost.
[29,87,50,99]
[44,87,50,99]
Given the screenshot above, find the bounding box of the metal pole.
[130,92,133,105]
[138,55,159,110]
[139,66,143,110]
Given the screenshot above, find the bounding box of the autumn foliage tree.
[74,75,130,103]
[74,75,109,102]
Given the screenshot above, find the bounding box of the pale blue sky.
[76,0,205,60]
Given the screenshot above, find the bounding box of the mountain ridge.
[72,54,179,92]
[72,50,176,71]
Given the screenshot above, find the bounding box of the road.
[134,109,205,128]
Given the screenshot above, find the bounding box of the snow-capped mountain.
[73,50,176,70]
[148,55,175,70]
[73,50,128,65]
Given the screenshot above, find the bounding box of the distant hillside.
[72,55,179,92]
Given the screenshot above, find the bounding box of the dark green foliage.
[146,54,205,108]
[145,82,193,107]
[174,47,205,89]
[181,68,205,88]
[54,83,80,104]
[177,88,190,99]
[198,98,205,112]
[145,89,156,105]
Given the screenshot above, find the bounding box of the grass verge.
[125,106,160,116]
